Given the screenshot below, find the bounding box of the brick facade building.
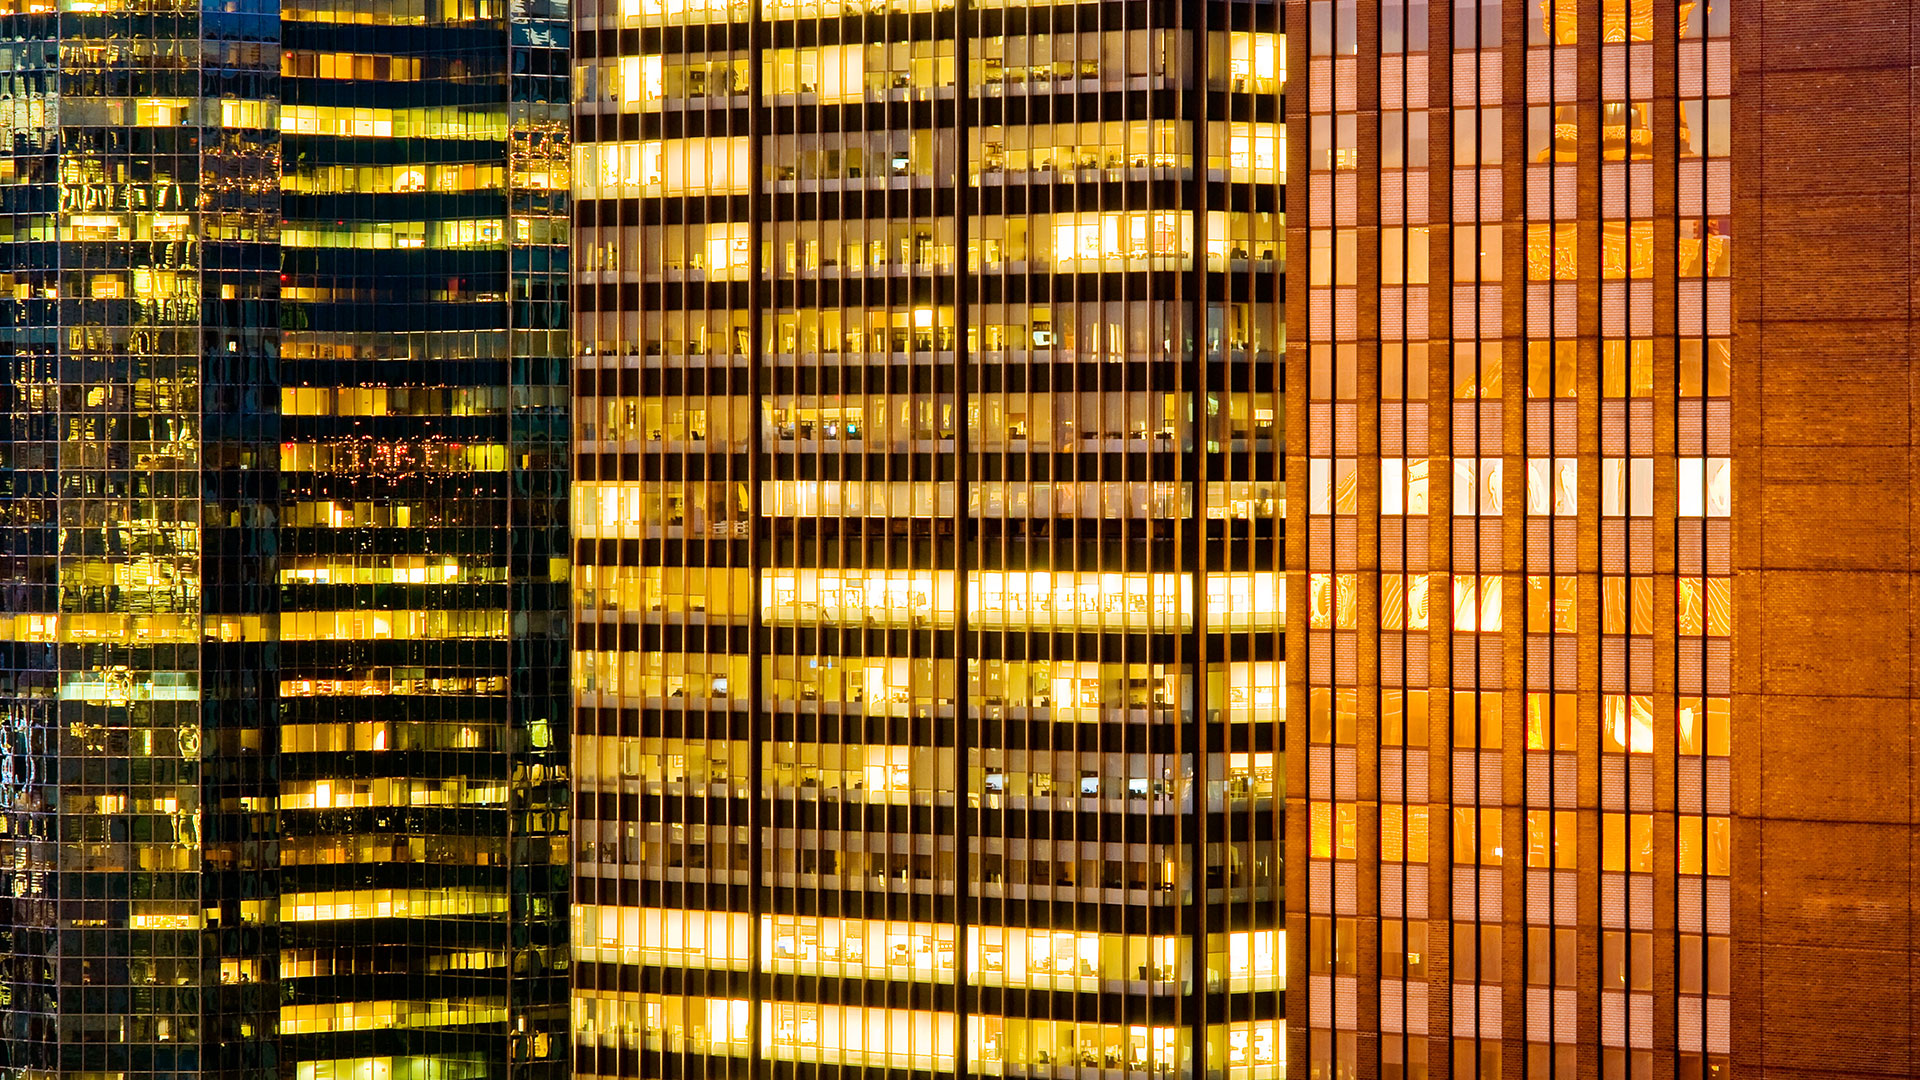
[1733,0,1920,1076]
[1289,0,1920,1077]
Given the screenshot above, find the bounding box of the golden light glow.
[0,613,201,644]
[280,999,510,1035]
[1049,210,1191,268]
[1225,32,1284,93]
[283,163,504,195]
[278,609,510,641]
[280,888,510,923]
[280,219,505,249]
[280,441,509,472]
[573,905,754,967]
[280,557,485,585]
[762,45,869,102]
[580,138,752,197]
[281,777,508,809]
[282,51,426,80]
[220,99,277,129]
[279,676,507,700]
[751,569,1284,631]
[280,104,507,139]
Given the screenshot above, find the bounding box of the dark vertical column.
[507,6,574,1077]
[951,0,972,1072]
[0,27,63,1080]
[1181,0,1211,1067]
[197,5,283,1078]
[745,1,768,1072]
[510,19,574,1075]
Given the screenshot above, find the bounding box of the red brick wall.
[1733,0,1920,1074]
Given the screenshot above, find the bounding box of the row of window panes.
[1366,920,1724,995]
[577,42,1240,109]
[577,127,1282,197]
[587,300,1280,359]
[576,735,1273,802]
[1355,340,1717,401]
[604,212,1278,280]
[573,995,1279,1076]
[1357,690,1727,756]
[573,908,1275,986]
[1324,456,1725,517]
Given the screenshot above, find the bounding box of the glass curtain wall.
[276,0,571,1074]
[0,1,280,1079]
[0,0,568,1077]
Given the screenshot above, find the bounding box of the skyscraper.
[276,0,572,1075]
[1286,0,1734,1077]
[0,3,283,1076]
[0,1,570,1079]
[568,0,1285,1075]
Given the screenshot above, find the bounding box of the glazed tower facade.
[0,4,283,1080]
[276,0,572,1076]
[0,1,571,1079]
[569,0,1285,1074]
[1288,0,1731,1078]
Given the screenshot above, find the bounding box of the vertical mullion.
[952,0,972,1075]
[1183,0,1212,1066]
[746,0,767,1067]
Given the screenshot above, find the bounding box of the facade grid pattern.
[1286,0,1731,1077]
[0,0,571,1078]
[568,0,1287,1074]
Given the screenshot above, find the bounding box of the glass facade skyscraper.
[0,2,282,1076]
[568,0,1284,1074]
[276,0,571,1073]
[0,0,570,1078]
